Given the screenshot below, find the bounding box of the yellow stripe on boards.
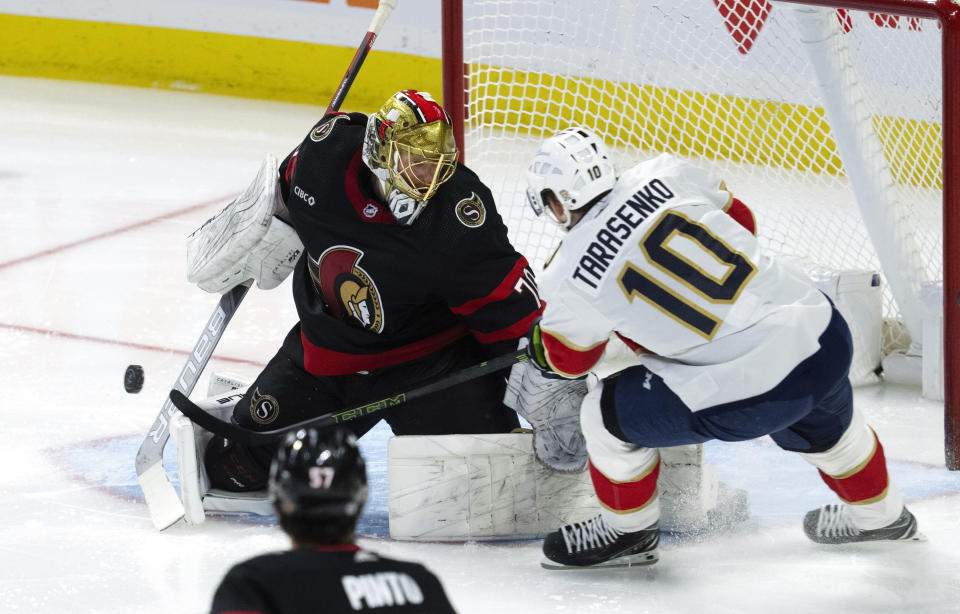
[0,14,941,190]
[468,65,942,189]
[0,14,442,112]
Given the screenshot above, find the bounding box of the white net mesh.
[460,0,943,355]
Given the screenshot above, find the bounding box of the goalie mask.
[362,90,459,225]
[526,127,617,230]
[269,428,368,521]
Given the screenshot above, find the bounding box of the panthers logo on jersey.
[308,246,385,333]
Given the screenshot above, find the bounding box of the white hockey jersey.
[538,154,832,411]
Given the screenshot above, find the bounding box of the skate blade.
[540,551,659,570]
[905,531,927,542]
[809,531,928,545]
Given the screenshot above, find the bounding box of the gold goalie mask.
[362,90,459,225]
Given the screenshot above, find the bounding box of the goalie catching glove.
[187,155,303,293]
[504,342,589,473]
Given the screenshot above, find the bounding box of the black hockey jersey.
[210,544,457,614]
[278,112,542,375]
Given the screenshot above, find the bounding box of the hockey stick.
[170,351,529,446]
[135,0,399,531]
[135,282,250,530]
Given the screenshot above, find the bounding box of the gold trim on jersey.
[540,326,607,377]
[617,262,723,339]
[640,210,757,306]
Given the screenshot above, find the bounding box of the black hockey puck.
[124,364,145,394]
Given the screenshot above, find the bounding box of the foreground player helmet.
[526,127,617,230]
[269,428,368,521]
[362,89,459,225]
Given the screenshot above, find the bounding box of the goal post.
[441,0,960,469]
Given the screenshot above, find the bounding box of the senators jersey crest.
[308,246,385,333]
[455,192,486,228]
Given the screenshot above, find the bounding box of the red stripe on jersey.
[470,304,544,344]
[450,257,531,316]
[300,325,470,375]
[724,197,757,236]
[400,89,447,123]
[284,149,299,184]
[589,459,660,513]
[615,331,642,353]
[818,432,890,504]
[542,329,607,377]
[344,150,398,225]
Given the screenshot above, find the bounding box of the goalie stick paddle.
[170,351,529,446]
[135,282,250,530]
[134,0,399,531]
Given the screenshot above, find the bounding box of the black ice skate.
[803,504,924,544]
[541,514,659,569]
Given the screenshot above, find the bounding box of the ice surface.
[1,76,958,614]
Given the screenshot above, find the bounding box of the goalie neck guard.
[269,428,368,521]
[362,90,459,225]
[526,127,617,231]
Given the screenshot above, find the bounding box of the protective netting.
[460,0,943,355]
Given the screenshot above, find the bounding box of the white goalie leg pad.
[388,432,599,541]
[503,356,588,473]
[186,154,303,293]
[387,436,742,540]
[170,386,273,524]
[659,445,723,531]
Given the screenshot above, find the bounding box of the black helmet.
[269,428,368,520]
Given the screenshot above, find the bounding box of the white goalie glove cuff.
[504,350,589,473]
[187,154,303,293]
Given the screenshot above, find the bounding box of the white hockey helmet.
[526,127,617,230]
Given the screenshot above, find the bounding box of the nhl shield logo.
[455,192,485,228]
[250,388,280,425]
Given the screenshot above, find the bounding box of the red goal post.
[441,0,960,469]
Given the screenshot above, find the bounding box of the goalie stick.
[134,0,399,531]
[170,351,529,446]
[135,282,250,530]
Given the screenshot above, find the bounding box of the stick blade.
[138,461,185,530]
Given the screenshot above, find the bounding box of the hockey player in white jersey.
[524,127,921,569]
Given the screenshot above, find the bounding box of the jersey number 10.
[616,211,756,339]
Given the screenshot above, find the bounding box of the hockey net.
[442,0,959,467]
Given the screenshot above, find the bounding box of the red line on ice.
[0,322,264,367]
[0,194,236,270]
